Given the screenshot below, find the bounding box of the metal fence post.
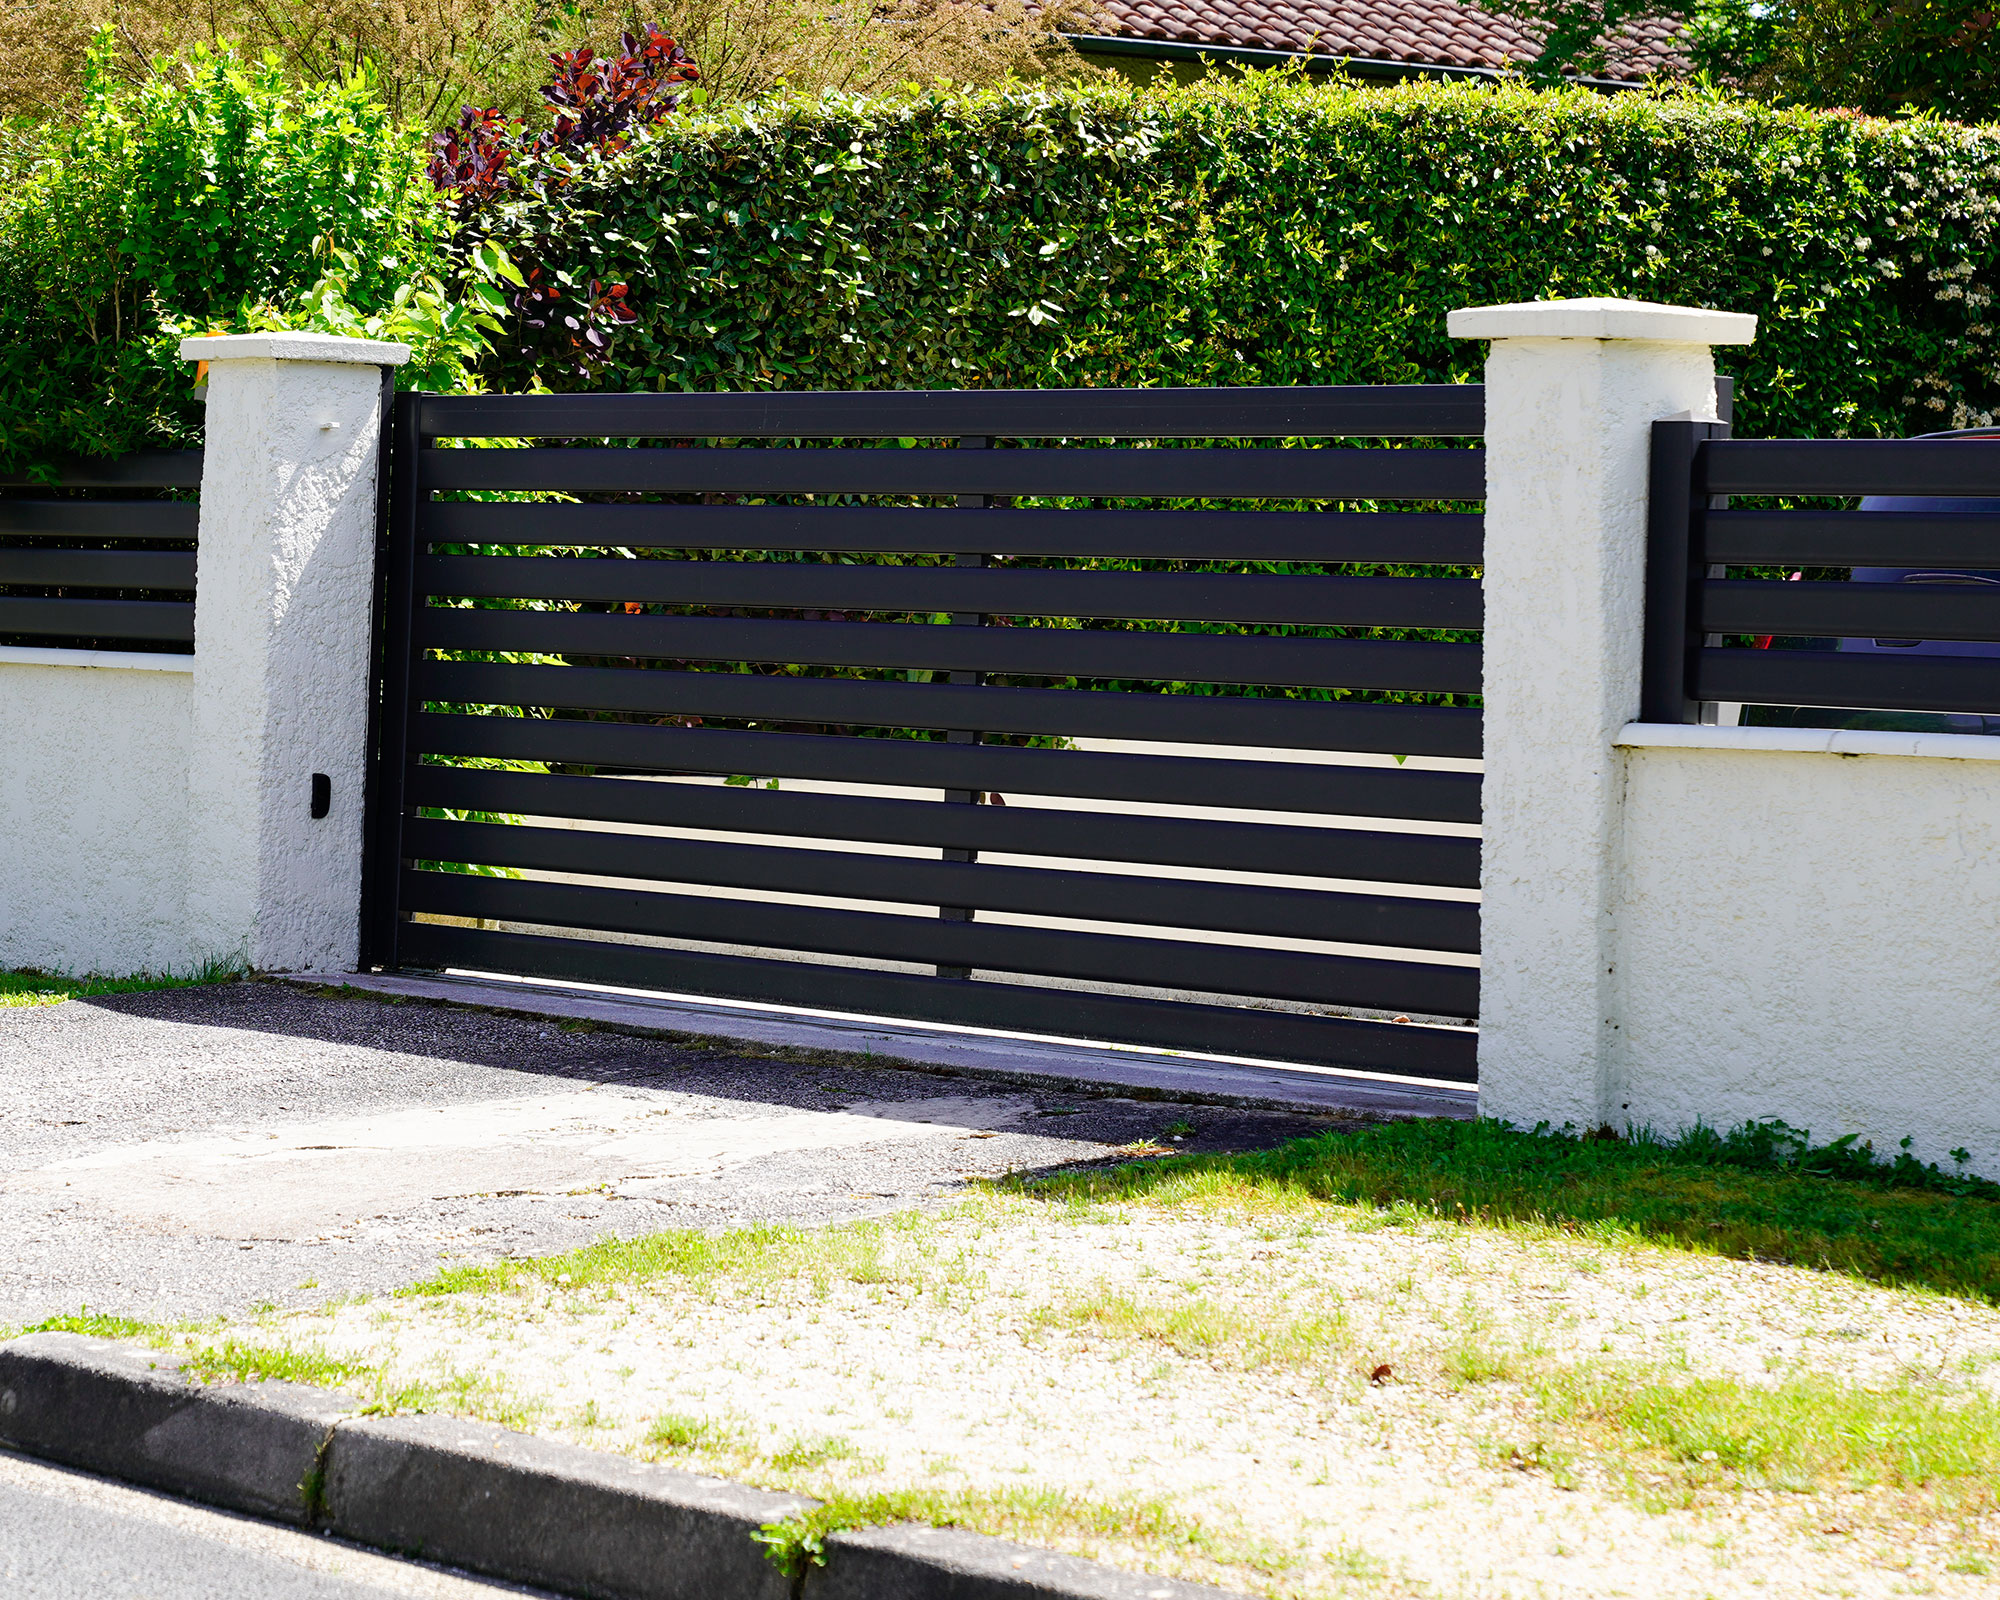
[937,434,989,980]
[360,388,424,971]
[1641,418,1728,724]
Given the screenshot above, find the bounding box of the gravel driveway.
[0,981,1330,1325]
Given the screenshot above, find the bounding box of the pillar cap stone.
[1447,298,1757,346]
[179,331,412,366]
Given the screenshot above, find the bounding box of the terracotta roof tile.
[1084,0,1686,80]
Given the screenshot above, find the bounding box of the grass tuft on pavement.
[1020,1116,2000,1305]
[0,958,244,1008]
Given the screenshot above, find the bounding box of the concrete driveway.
[0,981,1332,1325]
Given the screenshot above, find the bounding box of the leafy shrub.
[471,73,2000,441]
[433,23,699,370]
[0,39,499,467]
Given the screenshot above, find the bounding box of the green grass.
[1019,1117,2000,1306]
[1539,1366,2000,1502]
[0,958,244,1008]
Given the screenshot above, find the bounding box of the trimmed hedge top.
[475,74,2000,441]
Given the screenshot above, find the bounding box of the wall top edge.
[1447,298,1758,346]
[1617,721,2000,764]
[179,331,413,367]
[0,645,195,674]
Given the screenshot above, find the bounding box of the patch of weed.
[1541,1366,2000,1500]
[753,1483,1241,1579]
[0,957,243,1008]
[769,1432,862,1471]
[183,1339,375,1391]
[400,1212,941,1299]
[644,1412,747,1457]
[4,1310,179,1344]
[1036,1287,1350,1371]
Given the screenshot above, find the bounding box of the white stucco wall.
[1610,727,2000,1173]
[0,657,197,975]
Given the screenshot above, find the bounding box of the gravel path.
[0,980,1329,1325]
[216,1197,2000,1600]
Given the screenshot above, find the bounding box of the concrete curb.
[811,1523,1231,1599]
[0,1331,348,1525]
[0,1332,1246,1600]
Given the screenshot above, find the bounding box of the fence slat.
[407,765,1483,888]
[0,550,197,589]
[419,385,1486,442]
[424,503,1485,563]
[1703,509,2000,568]
[418,555,1482,630]
[0,451,204,490]
[1701,439,2000,497]
[0,596,195,642]
[398,921,1479,1076]
[1700,579,2000,642]
[414,660,1482,758]
[402,869,1481,1016]
[1692,648,2000,712]
[411,711,1484,822]
[420,445,1486,501]
[0,501,200,539]
[404,816,1480,952]
[415,610,1482,695]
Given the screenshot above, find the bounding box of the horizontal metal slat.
[1701,439,2000,497]
[419,556,1482,630]
[1699,580,2000,643]
[415,660,1482,758]
[0,500,200,539]
[0,549,197,590]
[415,610,1483,695]
[423,503,1485,564]
[1702,510,2000,568]
[419,446,1486,502]
[0,596,195,642]
[402,870,1480,1016]
[419,385,1486,441]
[405,817,1479,952]
[397,922,1479,1077]
[0,451,204,489]
[1692,648,2000,713]
[407,766,1483,888]
[412,713,1484,822]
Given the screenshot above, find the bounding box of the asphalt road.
[0,980,1333,1325]
[0,1448,549,1598]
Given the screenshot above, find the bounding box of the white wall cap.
[1617,721,2000,763]
[1447,298,1757,346]
[179,331,412,366]
[0,644,195,673]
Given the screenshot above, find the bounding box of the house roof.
[1080,0,1686,83]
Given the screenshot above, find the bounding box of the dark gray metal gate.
[362,387,1484,1079]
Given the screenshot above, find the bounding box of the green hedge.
[478,75,2000,440]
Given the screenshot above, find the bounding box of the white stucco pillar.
[1447,299,1756,1130]
[181,332,410,973]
